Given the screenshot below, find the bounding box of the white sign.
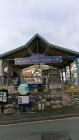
[18,96,29,104]
[3,97,7,102]
[0,92,7,102]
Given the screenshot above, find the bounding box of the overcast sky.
[0,0,79,54]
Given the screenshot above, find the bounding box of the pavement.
[0,104,79,125]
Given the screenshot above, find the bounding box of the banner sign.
[15,54,62,65]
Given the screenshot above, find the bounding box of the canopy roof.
[0,33,79,69]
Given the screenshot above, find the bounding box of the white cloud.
[0,0,79,54]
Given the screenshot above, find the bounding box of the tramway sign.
[15,54,62,65]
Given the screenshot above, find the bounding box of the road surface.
[0,117,79,140]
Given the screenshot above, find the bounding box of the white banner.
[18,96,29,104]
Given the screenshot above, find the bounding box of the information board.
[48,69,61,84]
[18,96,29,104]
[0,89,8,103]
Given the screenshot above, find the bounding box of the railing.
[0,77,20,86]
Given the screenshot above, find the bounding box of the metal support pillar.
[0,59,4,84]
[64,67,67,82]
[0,59,3,76]
[69,64,72,79]
[75,57,79,85]
[61,69,64,83]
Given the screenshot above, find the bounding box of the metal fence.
[0,77,20,86]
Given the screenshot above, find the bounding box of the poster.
[18,96,29,104]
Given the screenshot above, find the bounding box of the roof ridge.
[0,33,79,58]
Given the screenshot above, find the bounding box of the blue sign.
[15,54,62,65]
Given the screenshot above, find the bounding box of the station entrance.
[0,34,79,113]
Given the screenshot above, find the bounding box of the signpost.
[18,83,30,112]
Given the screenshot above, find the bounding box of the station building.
[0,34,79,112]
